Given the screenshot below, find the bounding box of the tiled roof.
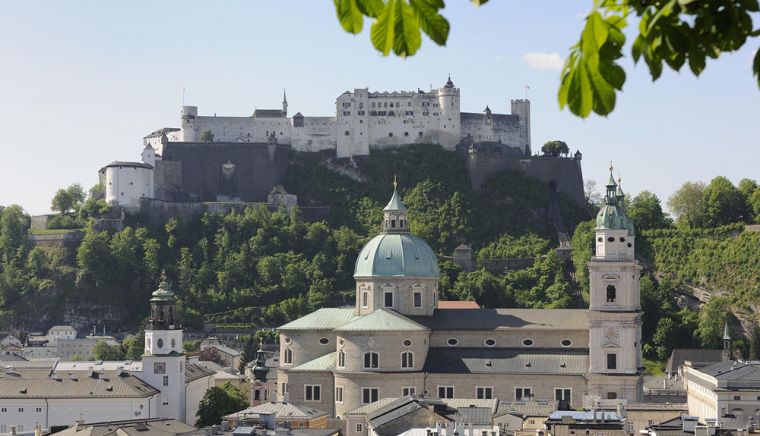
[278,308,358,331]
[410,308,589,331]
[49,325,76,332]
[666,348,723,374]
[50,418,195,436]
[437,300,480,309]
[347,398,400,415]
[334,309,429,332]
[697,360,760,383]
[441,398,498,413]
[0,369,159,399]
[290,353,336,372]
[185,362,215,384]
[424,347,589,375]
[253,109,285,118]
[495,401,558,418]
[548,410,622,423]
[224,401,329,420]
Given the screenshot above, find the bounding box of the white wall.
[105,165,154,209]
[185,374,214,426]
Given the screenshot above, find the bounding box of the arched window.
[363,351,379,369]
[284,348,293,365]
[338,351,346,368]
[606,285,617,302]
[401,351,414,368]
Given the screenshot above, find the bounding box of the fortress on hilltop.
[145,76,531,159]
[99,77,584,216]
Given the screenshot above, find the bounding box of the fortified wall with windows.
[276,167,643,424]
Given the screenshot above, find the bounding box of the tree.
[331,0,759,118]
[51,184,85,214]
[584,180,603,208]
[749,188,760,224]
[702,176,746,227]
[749,323,760,360]
[200,130,214,142]
[652,317,677,361]
[667,181,706,228]
[121,332,144,361]
[93,340,126,361]
[541,140,570,157]
[696,297,731,349]
[239,335,258,374]
[196,382,250,427]
[628,191,671,230]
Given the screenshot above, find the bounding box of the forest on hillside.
[1,144,759,364]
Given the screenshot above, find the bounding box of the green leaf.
[409,0,450,45]
[356,0,384,18]
[632,35,645,63]
[582,11,609,53]
[471,0,489,5]
[371,0,398,55]
[688,45,706,75]
[334,0,366,34]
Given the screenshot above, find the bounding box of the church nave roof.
[409,308,589,331]
[424,347,589,375]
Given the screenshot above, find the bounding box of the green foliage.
[749,324,760,360]
[702,176,748,227]
[93,340,125,361]
[628,191,672,231]
[51,184,85,215]
[478,233,549,261]
[668,181,706,228]
[196,382,250,427]
[239,335,258,373]
[331,1,759,118]
[184,339,202,353]
[200,130,214,142]
[121,333,144,361]
[696,297,732,349]
[570,219,595,302]
[540,140,570,157]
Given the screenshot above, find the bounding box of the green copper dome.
[354,233,440,278]
[150,272,176,302]
[595,167,635,235]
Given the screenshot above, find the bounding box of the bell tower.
[586,165,643,404]
[142,272,186,421]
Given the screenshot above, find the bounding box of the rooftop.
[495,400,558,418]
[695,360,760,386]
[424,347,589,375]
[0,368,159,399]
[437,300,480,309]
[223,401,329,421]
[50,418,196,436]
[410,308,589,331]
[279,307,358,331]
[666,348,723,374]
[289,352,336,372]
[334,309,429,332]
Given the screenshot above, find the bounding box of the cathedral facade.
[277,169,643,421]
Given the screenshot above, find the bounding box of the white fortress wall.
[291,116,337,152]
[105,164,154,209]
[185,116,292,144]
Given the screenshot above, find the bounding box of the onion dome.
[354,178,440,278]
[150,271,175,302]
[252,343,268,382]
[595,165,635,236]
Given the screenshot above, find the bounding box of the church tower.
[282,90,288,117]
[142,273,186,421]
[586,166,643,403]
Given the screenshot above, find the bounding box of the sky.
[0,1,758,215]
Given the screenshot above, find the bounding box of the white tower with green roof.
[586,166,643,403]
[142,272,186,421]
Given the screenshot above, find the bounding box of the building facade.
[683,360,760,422]
[277,168,642,419]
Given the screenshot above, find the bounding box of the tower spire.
[282,89,288,117]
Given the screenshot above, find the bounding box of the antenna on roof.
[182,87,186,106]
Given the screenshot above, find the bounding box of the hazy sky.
[0,1,758,215]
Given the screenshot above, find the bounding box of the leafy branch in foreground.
[332,0,759,118]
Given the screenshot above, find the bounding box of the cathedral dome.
[595,168,635,235]
[354,233,440,278]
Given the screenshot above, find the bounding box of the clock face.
[603,327,620,346]
[157,338,164,349]
[154,362,166,374]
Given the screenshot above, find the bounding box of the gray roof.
[495,401,558,418]
[101,161,153,170]
[185,362,215,384]
[411,308,589,331]
[424,347,589,375]
[279,307,358,331]
[0,368,159,399]
[50,418,196,436]
[347,398,400,415]
[253,109,285,118]
[289,352,335,372]
[223,401,329,420]
[696,360,760,386]
[143,127,180,139]
[666,348,723,374]
[547,410,622,423]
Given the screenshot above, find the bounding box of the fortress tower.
[586,168,643,403]
[436,76,461,150]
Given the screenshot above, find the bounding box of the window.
[163,375,169,386]
[305,384,321,401]
[388,132,394,137]
[607,392,618,399]
[362,387,379,404]
[608,236,615,242]
[404,132,409,136]
[364,351,379,369]
[356,423,364,432]
[18,407,24,412]
[402,386,416,396]
[447,338,459,346]
[484,338,496,347]
[319,337,330,345]
[344,130,350,136]
[384,291,394,308]
[281,383,288,396]
[1,408,5,412]
[361,290,368,308]
[284,348,293,365]
[338,351,346,368]
[607,285,617,302]
[734,395,741,401]
[343,111,350,116]
[401,351,414,368]
[413,292,422,308]
[522,338,534,347]
[403,338,412,347]
[476,386,493,399]
[561,339,572,347]
[607,353,617,370]
[438,386,454,399]
[419,132,423,137]
[336,386,344,403]
[515,387,532,400]
[255,390,261,400]
[36,407,42,412]
[555,388,571,403]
